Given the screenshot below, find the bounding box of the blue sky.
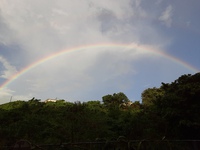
[0,0,199,104]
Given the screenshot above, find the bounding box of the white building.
[44,98,57,103]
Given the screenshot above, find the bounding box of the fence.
[1,139,200,150]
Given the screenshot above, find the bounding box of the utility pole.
[9,96,12,102]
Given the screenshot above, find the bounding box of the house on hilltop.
[44,98,57,103]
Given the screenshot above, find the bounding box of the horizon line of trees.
[0,72,200,149]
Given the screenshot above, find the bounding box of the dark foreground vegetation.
[0,73,200,149]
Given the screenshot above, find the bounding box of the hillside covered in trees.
[0,73,200,149]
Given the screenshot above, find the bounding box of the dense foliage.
[0,73,200,149]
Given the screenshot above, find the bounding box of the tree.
[154,73,200,139]
[102,92,130,108]
[141,87,164,106]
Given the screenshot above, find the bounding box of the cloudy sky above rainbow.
[0,0,200,104]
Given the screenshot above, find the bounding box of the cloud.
[0,0,183,103]
[0,0,168,54]
[159,5,173,27]
[0,87,15,103]
[0,87,14,96]
[0,86,33,103]
[0,55,17,79]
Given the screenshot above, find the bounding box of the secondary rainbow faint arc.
[0,43,199,90]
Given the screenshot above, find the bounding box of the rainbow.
[0,43,199,90]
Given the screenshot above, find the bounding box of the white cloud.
[159,5,173,27]
[0,86,33,103]
[0,87,14,96]
[0,0,167,54]
[0,56,17,79]
[0,0,187,103]
[0,87,14,103]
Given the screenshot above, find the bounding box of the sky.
[0,0,200,104]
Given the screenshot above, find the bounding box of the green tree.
[141,87,164,106]
[154,73,200,139]
[102,92,130,108]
